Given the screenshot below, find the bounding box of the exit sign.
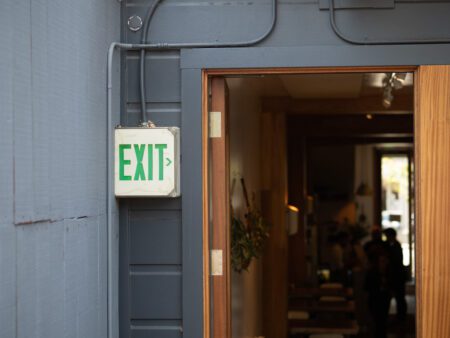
[114,127,180,197]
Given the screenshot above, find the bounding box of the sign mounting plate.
[114,127,180,197]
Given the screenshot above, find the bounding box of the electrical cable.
[329,0,450,45]
[139,0,277,123]
[140,0,163,123]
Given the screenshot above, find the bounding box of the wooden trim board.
[415,65,450,338]
[202,70,210,338]
[205,66,416,76]
[209,77,231,338]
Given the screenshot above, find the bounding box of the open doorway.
[207,70,417,338]
[375,149,415,280]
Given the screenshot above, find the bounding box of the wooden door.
[415,65,450,337]
[209,77,231,338]
[207,77,288,338]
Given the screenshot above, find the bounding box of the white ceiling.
[226,72,413,99]
[280,74,364,99]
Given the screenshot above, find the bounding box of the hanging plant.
[231,178,271,273]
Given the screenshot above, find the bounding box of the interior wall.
[287,135,308,286]
[309,144,377,265]
[309,145,357,265]
[354,145,376,230]
[227,78,264,338]
[309,145,356,222]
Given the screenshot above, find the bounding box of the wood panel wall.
[416,65,450,338]
[261,112,289,338]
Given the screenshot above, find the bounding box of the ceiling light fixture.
[382,85,394,108]
[382,73,406,108]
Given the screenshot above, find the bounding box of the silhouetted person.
[364,227,386,266]
[365,253,391,338]
[364,227,391,338]
[384,228,407,321]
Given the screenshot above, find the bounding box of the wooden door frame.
[202,65,447,338]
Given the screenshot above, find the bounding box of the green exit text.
[119,144,170,181]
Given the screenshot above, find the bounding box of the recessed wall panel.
[130,272,182,319]
[129,210,181,265]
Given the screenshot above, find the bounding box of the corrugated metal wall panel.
[0,227,16,338]
[31,0,51,222]
[0,1,14,227]
[0,0,120,337]
[16,222,65,338]
[13,0,34,224]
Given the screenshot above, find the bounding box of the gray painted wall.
[2,0,450,338]
[122,0,450,47]
[0,1,120,337]
[121,1,450,337]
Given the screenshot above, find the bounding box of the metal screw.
[127,15,143,32]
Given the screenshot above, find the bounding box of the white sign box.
[114,127,180,197]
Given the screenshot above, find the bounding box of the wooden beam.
[202,70,210,338]
[287,114,413,137]
[307,136,413,146]
[205,66,417,76]
[262,95,413,115]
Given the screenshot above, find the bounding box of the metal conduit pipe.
[107,1,278,336]
[139,0,278,122]
[329,0,450,45]
[107,42,131,338]
[140,0,163,122]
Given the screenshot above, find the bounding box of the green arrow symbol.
[166,158,172,167]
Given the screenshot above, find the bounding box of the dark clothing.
[364,236,408,336]
[392,281,407,321]
[385,240,403,270]
[365,267,391,338]
[385,240,407,320]
[364,239,387,267]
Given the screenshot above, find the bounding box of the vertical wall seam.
[15,226,18,337]
[63,220,67,338]
[30,0,35,224]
